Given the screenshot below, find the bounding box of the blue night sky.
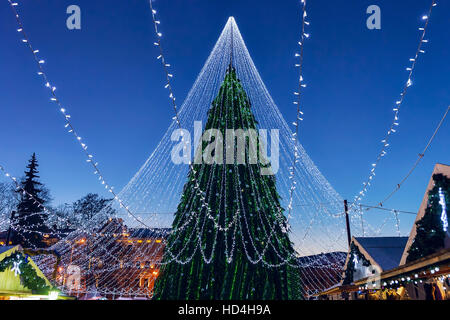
[0,0,448,235]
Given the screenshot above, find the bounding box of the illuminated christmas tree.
[153,65,302,300]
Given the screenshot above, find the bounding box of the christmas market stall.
[0,245,63,300]
[354,248,449,300]
[315,236,408,300]
[354,163,450,300]
[316,163,449,300]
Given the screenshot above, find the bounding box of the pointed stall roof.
[354,237,408,271]
[0,245,54,297]
[0,246,16,255]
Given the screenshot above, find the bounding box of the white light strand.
[372,105,449,208]
[353,0,437,206]
[6,0,147,228]
[287,0,309,221]
[393,210,401,237]
[147,1,245,232]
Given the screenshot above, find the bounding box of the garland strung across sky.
[353,0,438,206]
[32,16,354,298]
[364,105,450,210]
[0,0,412,298]
[287,0,309,223]
[0,251,54,294]
[6,0,145,228]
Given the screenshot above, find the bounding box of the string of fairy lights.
[5,0,149,230]
[358,266,449,292]
[146,0,249,234]
[139,2,355,296]
[0,3,320,292]
[352,0,438,206]
[0,0,418,296]
[142,8,356,272]
[373,105,449,208]
[2,151,344,296]
[287,0,309,221]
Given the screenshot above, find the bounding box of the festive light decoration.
[393,210,401,237]
[438,187,448,232]
[359,266,448,292]
[5,0,145,228]
[287,0,309,223]
[36,11,354,299]
[12,259,22,276]
[371,105,449,208]
[126,2,356,259]
[353,0,438,205]
[153,66,302,299]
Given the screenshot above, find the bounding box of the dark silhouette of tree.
[407,173,449,262]
[13,153,51,248]
[73,193,114,226]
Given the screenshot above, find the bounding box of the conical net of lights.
[36,17,371,298]
[112,17,360,252]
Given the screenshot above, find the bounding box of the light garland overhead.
[353,0,438,205]
[287,0,309,221]
[374,105,449,208]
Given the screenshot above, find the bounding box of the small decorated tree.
[407,173,449,263]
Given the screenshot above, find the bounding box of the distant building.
[52,218,171,299]
[0,231,12,246]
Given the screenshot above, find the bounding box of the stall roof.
[355,237,408,271]
[0,246,15,255]
[354,248,450,286]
